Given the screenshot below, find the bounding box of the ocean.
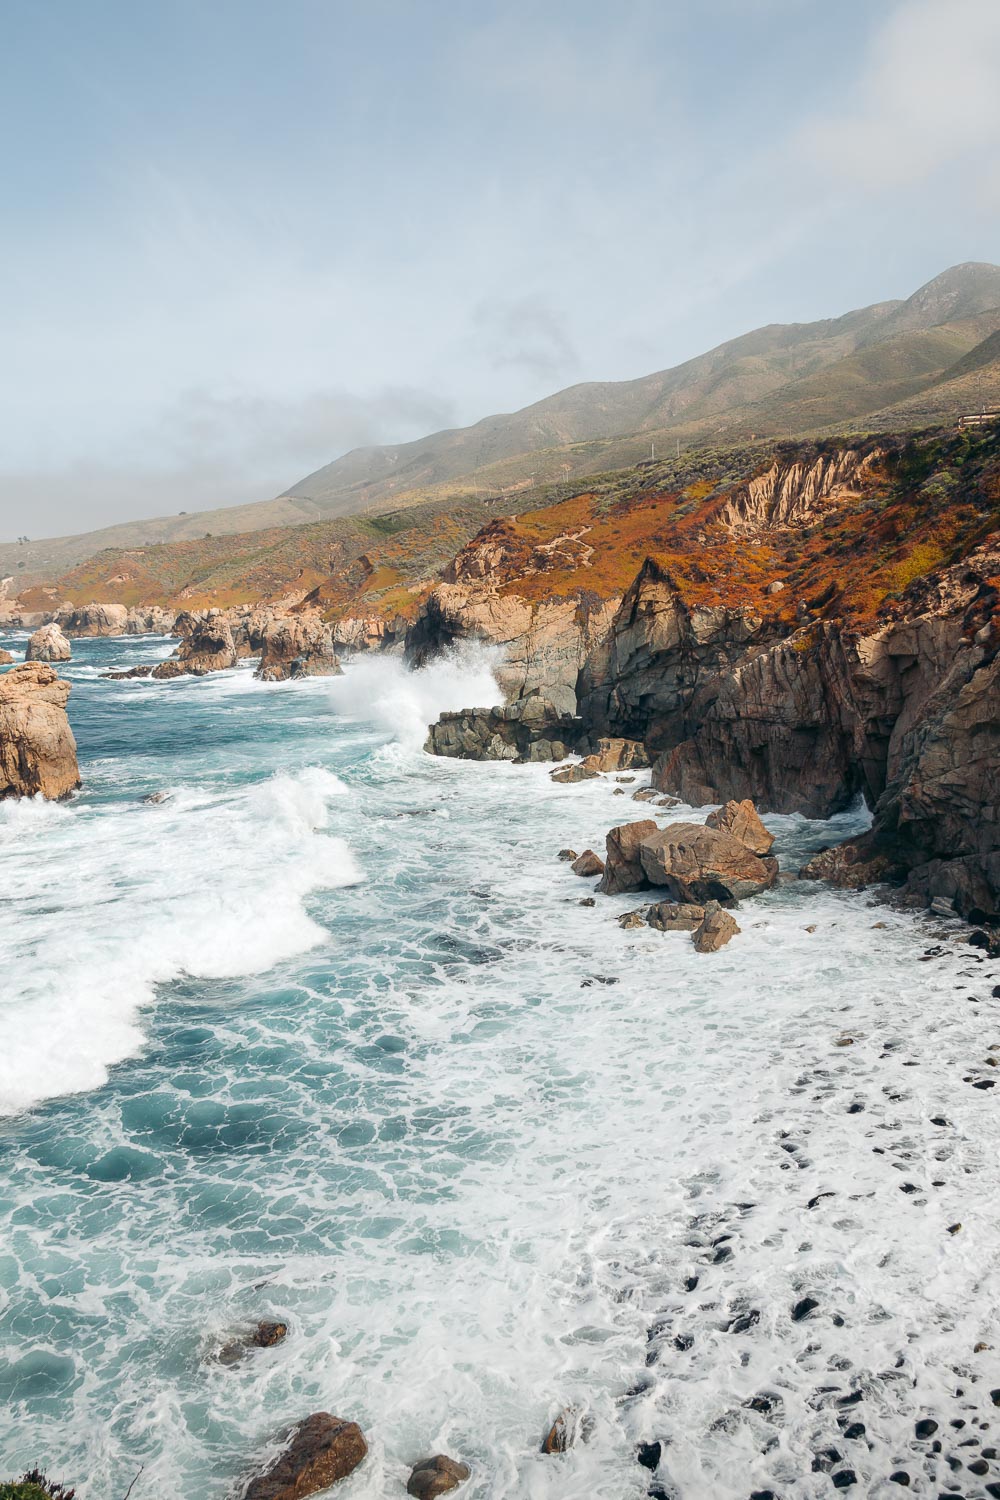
[1,636,999,1499]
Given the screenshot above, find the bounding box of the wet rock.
[241,1412,367,1499]
[557,849,578,861]
[632,787,659,802]
[25,623,71,663]
[152,612,237,678]
[791,1296,819,1321]
[889,1472,911,1486]
[541,1407,592,1453]
[692,901,741,952]
[638,823,777,904]
[636,1441,662,1471]
[647,901,705,932]
[705,798,774,856]
[597,819,658,896]
[832,1470,857,1488]
[218,1320,288,1366]
[429,699,582,763]
[571,850,605,877]
[0,648,14,665]
[255,615,342,682]
[579,896,595,907]
[916,1419,940,1438]
[406,1454,471,1497]
[588,737,649,772]
[550,761,599,784]
[103,664,154,679]
[618,910,647,929]
[0,662,80,800]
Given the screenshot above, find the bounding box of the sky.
[1,0,999,542]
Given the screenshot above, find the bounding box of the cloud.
[798,0,1000,190]
[471,297,580,384]
[0,385,456,540]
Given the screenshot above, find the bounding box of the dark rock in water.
[638,823,777,904]
[692,901,741,953]
[557,849,578,861]
[579,896,596,907]
[618,909,647,929]
[218,1320,288,1365]
[889,1472,911,1485]
[141,790,171,805]
[571,849,605,877]
[406,1454,471,1497]
[551,761,599,784]
[104,664,154,679]
[631,787,659,802]
[636,1441,662,1471]
[241,1412,367,1498]
[915,1419,939,1438]
[791,1296,819,1321]
[427,699,585,764]
[597,819,658,896]
[646,901,704,932]
[832,1470,857,1489]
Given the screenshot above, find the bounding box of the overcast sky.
[1,0,999,541]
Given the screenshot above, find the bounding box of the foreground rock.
[406,1455,471,1497]
[639,823,777,904]
[597,819,658,895]
[571,849,604,876]
[705,798,774,855]
[241,1413,367,1499]
[0,648,14,666]
[255,616,342,681]
[152,612,237,678]
[0,663,80,800]
[692,901,741,952]
[25,624,71,663]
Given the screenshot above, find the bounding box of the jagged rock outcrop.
[255,615,342,681]
[25,623,71,662]
[0,662,80,799]
[409,584,617,715]
[57,602,129,636]
[596,819,658,895]
[0,648,14,666]
[692,901,741,952]
[241,1413,367,1500]
[151,612,237,678]
[427,698,584,762]
[124,605,176,634]
[577,558,773,747]
[714,449,883,534]
[330,613,406,654]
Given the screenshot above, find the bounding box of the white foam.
[328,642,503,749]
[0,766,359,1114]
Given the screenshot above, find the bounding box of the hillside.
[4,262,1000,589]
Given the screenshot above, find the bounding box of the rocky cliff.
[0,663,80,800]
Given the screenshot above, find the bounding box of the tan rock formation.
[255,615,342,681]
[705,799,774,855]
[152,612,237,678]
[714,449,883,535]
[571,849,605,876]
[638,823,777,903]
[25,623,72,662]
[58,602,129,636]
[692,901,741,952]
[0,648,13,666]
[0,662,80,799]
[406,1455,471,1498]
[596,819,658,895]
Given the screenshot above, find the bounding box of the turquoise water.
[2,637,1000,1499]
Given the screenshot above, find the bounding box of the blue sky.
[1,0,998,539]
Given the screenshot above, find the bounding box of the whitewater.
[1,635,999,1499]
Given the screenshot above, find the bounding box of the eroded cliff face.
[0,662,80,800]
[713,449,884,534]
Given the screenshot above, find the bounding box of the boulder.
[0,648,14,665]
[588,737,649,772]
[406,1455,471,1498]
[692,901,741,952]
[255,615,342,682]
[638,823,777,903]
[25,624,71,663]
[597,819,658,895]
[103,665,153,680]
[550,761,599,784]
[647,901,705,932]
[571,850,605,877]
[557,848,578,862]
[618,910,646,929]
[0,662,80,800]
[541,1407,592,1453]
[428,701,583,763]
[152,612,236,678]
[242,1413,367,1500]
[705,798,774,855]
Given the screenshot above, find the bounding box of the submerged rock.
[241,1413,367,1499]
[217,1320,288,1366]
[103,664,154,680]
[705,798,774,856]
[550,761,599,784]
[0,662,80,800]
[639,823,777,904]
[406,1455,471,1497]
[541,1407,593,1453]
[597,819,658,896]
[25,623,71,663]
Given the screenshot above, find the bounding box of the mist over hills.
[4,261,1000,588]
